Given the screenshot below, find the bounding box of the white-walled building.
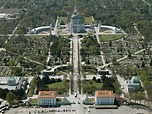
[70,8,86,33]
[7,77,17,86]
[0,13,6,19]
[95,90,115,105]
[125,76,141,91]
[38,91,57,106]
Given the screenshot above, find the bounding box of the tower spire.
[74,5,77,13]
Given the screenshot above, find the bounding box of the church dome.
[132,76,139,83]
[71,12,80,19]
[7,77,16,86]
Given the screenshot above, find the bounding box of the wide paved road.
[72,35,79,94]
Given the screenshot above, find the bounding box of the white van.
[74,93,77,97]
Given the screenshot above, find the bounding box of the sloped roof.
[8,77,16,81]
[95,90,115,98]
[38,91,57,98]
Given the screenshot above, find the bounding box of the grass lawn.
[55,70,70,76]
[99,34,123,42]
[83,71,96,75]
[61,17,68,24]
[56,71,67,75]
[48,81,68,88]
[30,98,38,104]
[27,88,34,97]
[48,81,69,94]
[84,17,93,24]
[61,35,70,38]
[82,80,102,94]
[82,65,97,75]
[84,16,93,25]
[27,35,47,39]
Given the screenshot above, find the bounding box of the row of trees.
[49,35,70,65]
[29,76,66,96]
[82,75,121,95]
[80,35,100,63]
[137,68,152,101]
[113,64,152,101]
[0,19,18,34]
[0,88,24,105]
[76,0,151,37]
[1,35,50,76]
[82,80,101,94]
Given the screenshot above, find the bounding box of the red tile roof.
[38,91,57,98]
[95,90,115,98]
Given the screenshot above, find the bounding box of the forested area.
[27,76,68,97]
[49,35,70,65]
[75,0,151,40]
[80,35,100,62]
[0,0,151,37]
[0,88,24,104]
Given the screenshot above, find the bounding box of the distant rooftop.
[0,77,19,84]
[95,90,115,98]
[0,8,21,14]
[125,76,141,85]
[38,91,57,98]
[0,13,6,18]
[8,77,16,81]
[0,85,16,90]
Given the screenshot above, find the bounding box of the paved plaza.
[5,105,151,114]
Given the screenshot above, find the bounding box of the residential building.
[95,90,115,105]
[38,91,57,106]
[125,76,141,91]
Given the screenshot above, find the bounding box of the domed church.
[70,7,86,33]
[7,77,16,86]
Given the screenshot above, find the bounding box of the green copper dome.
[71,12,80,19]
[8,77,16,81]
[7,77,16,86]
